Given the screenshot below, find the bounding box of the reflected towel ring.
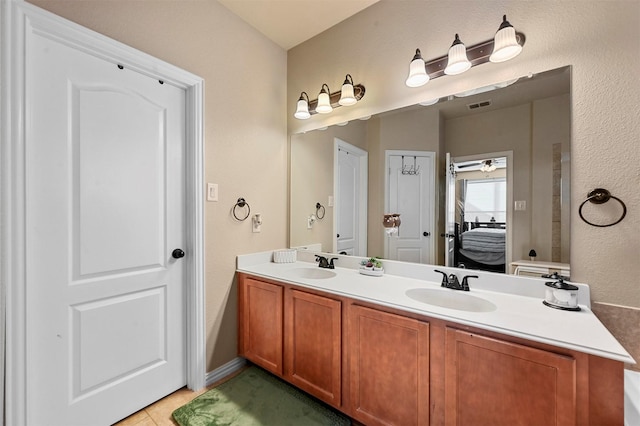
[578,188,627,227]
[316,202,326,220]
[233,197,251,221]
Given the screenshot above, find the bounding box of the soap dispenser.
[542,273,580,311]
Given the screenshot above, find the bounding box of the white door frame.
[383,150,436,263]
[451,150,513,268]
[0,2,206,424]
[333,138,368,255]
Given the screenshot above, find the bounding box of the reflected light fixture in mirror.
[444,34,471,75]
[316,84,333,114]
[480,160,497,173]
[405,14,525,88]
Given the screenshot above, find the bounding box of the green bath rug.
[172,366,351,426]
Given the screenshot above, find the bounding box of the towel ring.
[316,202,326,220]
[578,188,627,228]
[233,197,251,221]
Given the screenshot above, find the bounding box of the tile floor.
[114,368,247,426]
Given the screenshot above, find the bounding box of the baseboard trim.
[205,357,247,387]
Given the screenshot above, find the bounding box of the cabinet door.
[238,277,283,375]
[285,289,342,407]
[349,305,430,426]
[445,328,576,426]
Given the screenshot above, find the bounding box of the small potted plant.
[360,257,384,276]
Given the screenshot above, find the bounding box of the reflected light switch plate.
[515,200,526,211]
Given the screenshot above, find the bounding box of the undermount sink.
[405,288,497,312]
[286,267,337,279]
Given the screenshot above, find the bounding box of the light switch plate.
[207,183,218,201]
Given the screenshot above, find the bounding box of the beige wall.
[290,121,367,251]
[26,0,289,372]
[288,1,640,309]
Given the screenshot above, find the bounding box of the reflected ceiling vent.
[467,99,492,110]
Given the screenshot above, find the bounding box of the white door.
[25,27,186,425]
[445,153,457,267]
[335,141,367,256]
[386,151,435,263]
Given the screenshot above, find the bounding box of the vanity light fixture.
[338,74,357,106]
[316,84,333,114]
[405,49,430,87]
[489,15,523,63]
[294,91,311,120]
[444,34,472,75]
[293,75,366,119]
[405,14,525,88]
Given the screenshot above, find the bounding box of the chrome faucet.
[316,255,337,269]
[434,270,478,291]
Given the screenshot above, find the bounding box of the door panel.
[71,288,166,396]
[337,147,359,255]
[387,153,434,263]
[26,29,186,425]
[73,86,165,276]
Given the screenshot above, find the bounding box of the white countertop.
[237,250,635,365]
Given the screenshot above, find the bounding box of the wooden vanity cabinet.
[238,276,284,375]
[444,327,576,426]
[238,274,343,407]
[285,288,342,407]
[238,273,625,425]
[348,305,430,426]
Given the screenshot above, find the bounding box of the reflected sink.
[405,288,497,312]
[286,267,337,279]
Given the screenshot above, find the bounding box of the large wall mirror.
[290,66,571,273]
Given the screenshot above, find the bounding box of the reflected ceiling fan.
[455,158,505,172]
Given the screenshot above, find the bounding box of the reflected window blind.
[464,178,506,222]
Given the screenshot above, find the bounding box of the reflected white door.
[335,140,367,255]
[445,153,457,267]
[386,151,435,263]
[25,29,186,425]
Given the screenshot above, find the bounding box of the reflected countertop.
[237,250,635,365]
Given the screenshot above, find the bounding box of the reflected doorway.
[447,152,513,273]
[334,138,368,255]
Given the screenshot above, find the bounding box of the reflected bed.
[455,222,506,272]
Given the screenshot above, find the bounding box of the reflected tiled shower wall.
[552,143,561,262]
